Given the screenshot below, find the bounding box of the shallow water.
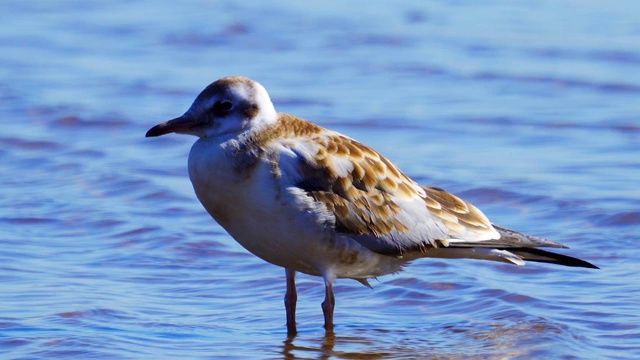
[2,1,639,359]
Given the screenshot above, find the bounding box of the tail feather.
[438,225,599,269]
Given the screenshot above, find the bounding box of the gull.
[146,76,598,334]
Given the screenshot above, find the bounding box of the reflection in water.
[279,318,565,359]
[1,0,639,359]
[282,331,393,360]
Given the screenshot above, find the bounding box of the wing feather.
[421,185,500,242]
[248,114,597,268]
[264,114,504,257]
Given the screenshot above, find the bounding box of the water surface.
[1,1,639,359]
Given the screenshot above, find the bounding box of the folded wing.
[273,115,597,269]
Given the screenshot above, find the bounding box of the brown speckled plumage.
[145,75,598,335]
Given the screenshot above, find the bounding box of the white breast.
[187,136,406,279]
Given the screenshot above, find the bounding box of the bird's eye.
[214,100,234,113]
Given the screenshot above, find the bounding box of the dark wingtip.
[584,261,600,270]
[570,259,600,270]
[508,248,600,269]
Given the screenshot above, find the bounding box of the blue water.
[2,1,639,358]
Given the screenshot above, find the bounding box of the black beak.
[145,116,198,137]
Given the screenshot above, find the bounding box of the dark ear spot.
[244,104,259,118]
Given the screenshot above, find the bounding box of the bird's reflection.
[282,330,336,360]
[279,320,538,359]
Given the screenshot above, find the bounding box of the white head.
[146,76,278,138]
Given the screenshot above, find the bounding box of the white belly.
[188,138,405,279]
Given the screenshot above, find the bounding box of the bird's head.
[146,76,277,138]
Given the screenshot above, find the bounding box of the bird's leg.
[285,269,297,335]
[321,281,335,332]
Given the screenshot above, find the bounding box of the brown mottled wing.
[290,131,420,238]
[274,115,502,256]
[419,188,570,249]
[420,186,500,244]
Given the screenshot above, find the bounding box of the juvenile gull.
[146,76,598,334]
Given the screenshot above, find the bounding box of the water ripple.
[1,1,639,359]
